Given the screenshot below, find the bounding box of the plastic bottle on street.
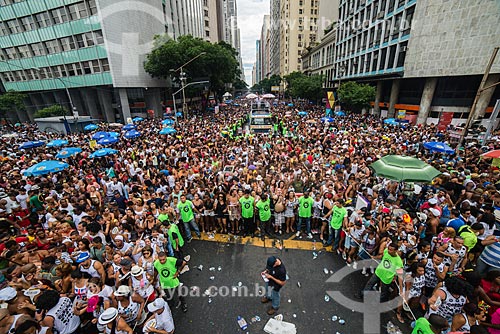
[237,316,248,330]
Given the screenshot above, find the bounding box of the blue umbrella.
[320,117,335,123]
[19,140,45,150]
[89,148,118,158]
[84,124,98,131]
[46,139,69,148]
[92,131,110,140]
[108,132,119,138]
[298,111,308,116]
[123,124,136,131]
[335,111,346,116]
[124,130,141,139]
[423,142,455,155]
[176,112,183,117]
[98,137,119,146]
[132,117,144,122]
[24,160,69,176]
[159,127,177,135]
[288,103,294,107]
[162,119,175,126]
[56,147,82,159]
[384,118,399,126]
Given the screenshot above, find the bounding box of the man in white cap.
[114,235,133,257]
[145,298,174,334]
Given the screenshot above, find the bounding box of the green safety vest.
[256,199,271,222]
[411,318,433,334]
[298,196,314,218]
[167,223,184,249]
[375,249,403,285]
[177,200,194,222]
[239,196,255,218]
[154,257,180,289]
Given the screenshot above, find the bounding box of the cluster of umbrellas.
[370,155,441,183]
[244,93,276,99]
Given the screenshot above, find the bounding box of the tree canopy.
[144,35,241,99]
[284,72,324,102]
[337,81,376,113]
[33,105,67,118]
[251,75,281,93]
[0,90,26,120]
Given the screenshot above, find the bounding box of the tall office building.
[269,0,320,77]
[219,0,244,81]
[259,14,271,80]
[334,0,500,124]
[269,0,280,77]
[0,0,211,123]
[301,0,339,89]
[255,39,261,85]
[203,0,221,43]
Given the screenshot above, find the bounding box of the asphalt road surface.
[169,238,412,333]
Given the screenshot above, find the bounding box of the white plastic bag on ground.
[263,318,297,334]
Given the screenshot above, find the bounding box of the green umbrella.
[370,155,441,183]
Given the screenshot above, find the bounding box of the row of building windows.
[0,0,24,6]
[336,41,408,78]
[1,58,109,82]
[0,0,97,36]
[0,29,104,60]
[337,0,412,43]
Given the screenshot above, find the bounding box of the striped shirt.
[479,242,500,268]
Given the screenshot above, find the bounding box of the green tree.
[0,90,27,120]
[144,35,241,100]
[34,105,68,118]
[337,81,376,113]
[252,75,281,93]
[284,72,324,102]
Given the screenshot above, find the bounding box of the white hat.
[256,175,263,181]
[131,265,144,277]
[147,298,166,313]
[428,198,438,205]
[98,307,119,325]
[416,212,428,222]
[114,235,124,241]
[113,285,131,297]
[0,287,17,301]
[428,208,441,217]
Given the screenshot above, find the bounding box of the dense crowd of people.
[0,101,499,334]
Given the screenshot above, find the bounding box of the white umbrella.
[246,93,258,99]
[109,123,123,128]
[223,92,232,98]
[262,93,275,99]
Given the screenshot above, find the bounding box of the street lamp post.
[172,80,209,125]
[171,52,206,119]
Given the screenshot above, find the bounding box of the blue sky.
[237,0,270,86]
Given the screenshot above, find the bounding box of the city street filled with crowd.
[0,102,500,334]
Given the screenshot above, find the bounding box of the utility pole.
[458,47,499,148]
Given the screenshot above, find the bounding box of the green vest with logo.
[167,223,184,249]
[256,198,271,221]
[177,200,194,222]
[154,257,180,289]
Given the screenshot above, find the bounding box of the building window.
[30,43,45,56]
[397,42,408,67]
[94,30,104,44]
[85,32,95,46]
[92,59,101,73]
[50,7,69,24]
[88,0,98,15]
[6,19,21,34]
[402,7,414,36]
[60,36,76,51]
[17,45,30,58]
[68,2,89,20]
[101,58,109,71]
[20,16,35,31]
[388,45,396,68]
[379,48,387,71]
[44,40,61,54]
[398,0,406,8]
[4,47,17,60]
[34,12,51,28]
[75,34,86,48]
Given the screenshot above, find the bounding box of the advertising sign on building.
[439,112,454,131]
[271,86,280,92]
[397,110,406,119]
